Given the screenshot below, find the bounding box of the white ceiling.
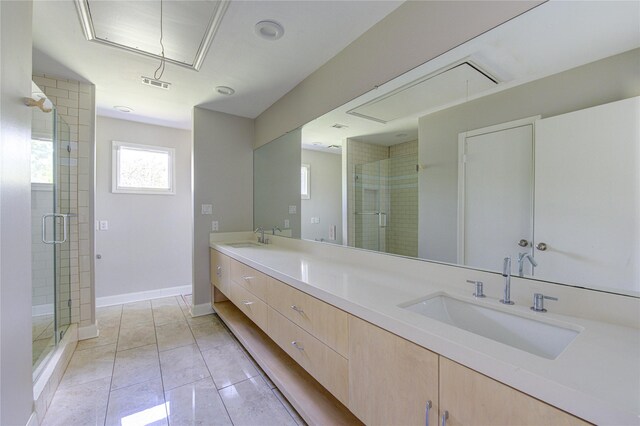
[32,0,403,129]
[301,0,640,150]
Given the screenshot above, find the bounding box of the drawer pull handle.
[425,400,432,426]
[242,276,255,281]
[290,305,304,314]
[441,410,448,426]
[241,300,254,306]
[291,341,304,351]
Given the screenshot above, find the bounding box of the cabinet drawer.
[267,307,349,406]
[230,258,268,301]
[229,281,268,333]
[267,277,349,358]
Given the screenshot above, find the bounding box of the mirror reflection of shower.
[351,139,418,257]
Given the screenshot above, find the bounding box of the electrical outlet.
[99,220,109,231]
[201,204,213,215]
[284,219,290,228]
[329,225,336,240]
[212,220,219,231]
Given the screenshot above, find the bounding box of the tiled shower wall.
[388,141,418,257]
[33,74,95,329]
[346,139,389,247]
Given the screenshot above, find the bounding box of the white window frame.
[112,141,176,195]
[301,163,310,200]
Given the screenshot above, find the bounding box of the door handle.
[535,242,548,251]
[518,239,529,247]
[42,213,68,244]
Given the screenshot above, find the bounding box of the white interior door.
[534,97,639,294]
[459,119,534,273]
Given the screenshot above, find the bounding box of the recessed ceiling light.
[113,105,133,113]
[255,20,285,41]
[215,86,235,96]
[331,123,348,129]
[395,133,408,138]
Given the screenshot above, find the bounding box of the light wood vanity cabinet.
[267,277,349,358]
[210,249,230,303]
[267,306,349,405]
[348,316,590,426]
[229,257,269,301]
[348,316,439,426]
[211,249,591,425]
[439,357,590,426]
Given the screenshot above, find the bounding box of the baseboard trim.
[78,323,99,340]
[96,284,192,308]
[191,302,214,317]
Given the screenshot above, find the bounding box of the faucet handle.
[466,280,486,298]
[531,293,558,312]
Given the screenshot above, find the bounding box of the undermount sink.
[400,294,580,359]
[226,241,263,248]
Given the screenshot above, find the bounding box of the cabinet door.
[534,97,639,292]
[348,316,439,426]
[210,249,230,300]
[439,357,590,426]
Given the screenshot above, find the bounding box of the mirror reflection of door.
[458,118,536,273]
[534,97,639,292]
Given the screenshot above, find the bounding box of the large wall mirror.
[257,1,640,297]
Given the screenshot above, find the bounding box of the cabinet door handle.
[290,305,304,314]
[216,266,222,277]
[291,340,304,351]
[241,300,254,306]
[242,275,255,281]
[425,400,432,426]
[441,410,449,426]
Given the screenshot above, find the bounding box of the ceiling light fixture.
[395,133,408,138]
[114,106,133,113]
[215,86,235,96]
[255,20,285,41]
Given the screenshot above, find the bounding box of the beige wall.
[193,108,254,309]
[0,1,35,424]
[254,1,542,148]
[95,117,192,300]
[418,48,640,263]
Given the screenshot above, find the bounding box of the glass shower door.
[30,88,71,379]
[354,160,388,252]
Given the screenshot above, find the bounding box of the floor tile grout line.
[150,299,170,424]
[102,303,122,426]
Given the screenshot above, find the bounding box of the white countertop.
[210,233,640,425]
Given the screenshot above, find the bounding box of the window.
[301,163,310,200]
[31,139,54,184]
[112,141,175,194]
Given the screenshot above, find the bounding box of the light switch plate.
[201,204,213,215]
[288,205,297,214]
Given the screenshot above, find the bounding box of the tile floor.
[42,296,305,426]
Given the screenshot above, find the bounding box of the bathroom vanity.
[209,233,639,426]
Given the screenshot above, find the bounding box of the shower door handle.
[42,213,68,244]
[379,212,387,228]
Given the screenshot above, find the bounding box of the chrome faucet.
[500,257,514,305]
[272,226,282,235]
[517,252,538,277]
[254,227,266,244]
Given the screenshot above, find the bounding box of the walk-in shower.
[354,153,418,257]
[30,82,72,380]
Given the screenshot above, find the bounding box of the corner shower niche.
[30,82,72,380]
